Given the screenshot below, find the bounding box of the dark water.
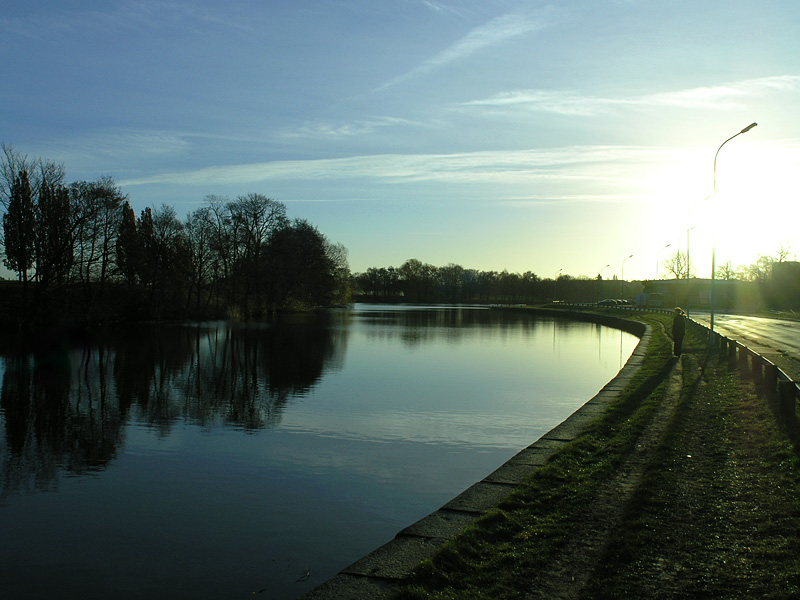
[0,305,637,599]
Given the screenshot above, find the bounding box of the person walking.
[672,307,686,357]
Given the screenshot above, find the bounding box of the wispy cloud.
[279,116,441,140]
[373,9,551,93]
[498,193,644,207]
[0,1,257,43]
[118,145,673,188]
[457,75,800,116]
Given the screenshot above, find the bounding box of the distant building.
[640,278,763,311]
[769,261,800,310]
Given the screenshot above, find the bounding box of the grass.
[586,348,800,598]
[396,310,800,599]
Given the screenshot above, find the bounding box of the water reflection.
[0,308,631,497]
[0,306,638,600]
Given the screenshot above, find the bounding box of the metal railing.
[553,302,799,419]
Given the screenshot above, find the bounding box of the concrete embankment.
[300,309,651,600]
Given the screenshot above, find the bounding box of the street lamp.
[621,254,633,299]
[710,122,757,335]
[685,194,710,316]
[554,268,562,302]
[656,243,671,280]
[686,225,696,315]
[597,263,610,302]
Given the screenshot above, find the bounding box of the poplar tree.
[3,170,36,284]
[35,176,73,288]
[116,201,140,287]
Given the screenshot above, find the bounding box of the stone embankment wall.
[302,306,800,599]
[301,308,651,600]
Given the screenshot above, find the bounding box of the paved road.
[688,311,800,380]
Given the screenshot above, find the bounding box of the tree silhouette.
[3,171,35,285]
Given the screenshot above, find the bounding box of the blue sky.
[3,0,799,281]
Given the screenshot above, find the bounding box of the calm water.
[0,305,637,599]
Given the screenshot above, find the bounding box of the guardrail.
[702,326,799,419]
[554,302,799,420]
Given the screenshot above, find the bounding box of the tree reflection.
[357,306,561,347]
[0,314,347,493]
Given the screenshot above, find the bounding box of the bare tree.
[776,242,793,263]
[1,143,64,210]
[35,176,73,289]
[715,261,738,281]
[743,255,774,283]
[662,250,693,280]
[70,177,127,290]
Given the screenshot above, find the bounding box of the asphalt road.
[688,311,800,380]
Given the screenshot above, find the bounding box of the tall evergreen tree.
[116,201,140,287]
[3,170,35,284]
[35,176,73,289]
[137,206,155,287]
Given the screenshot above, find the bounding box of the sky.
[2,0,800,282]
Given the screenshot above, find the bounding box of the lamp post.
[597,263,610,303]
[710,122,757,335]
[554,268,562,302]
[685,195,709,316]
[621,254,633,299]
[656,243,671,281]
[686,225,695,315]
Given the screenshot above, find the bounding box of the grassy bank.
[396,310,800,599]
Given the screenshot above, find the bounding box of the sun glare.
[642,140,800,278]
[713,141,800,269]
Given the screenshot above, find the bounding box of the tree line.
[354,259,607,304]
[357,248,800,308]
[660,245,795,284]
[0,144,351,325]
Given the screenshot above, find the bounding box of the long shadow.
[763,384,800,456]
[712,339,800,458]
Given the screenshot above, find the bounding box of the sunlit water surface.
[0,305,637,599]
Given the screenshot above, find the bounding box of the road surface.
[689,311,800,380]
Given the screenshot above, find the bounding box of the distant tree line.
[358,250,800,310]
[659,245,800,311]
[354,259,611,304]
[660,244,796,285]
[0,144,351,325]
[355,260,540,303]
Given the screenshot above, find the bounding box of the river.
[0,304,637,599]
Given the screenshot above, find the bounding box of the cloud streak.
[373,10,550,92]
[118,145,674,188]
[457,75,800,115]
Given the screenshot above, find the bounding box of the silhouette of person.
[672,307,686,357]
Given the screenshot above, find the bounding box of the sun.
[641,140,800,279]
[712,141,800,270]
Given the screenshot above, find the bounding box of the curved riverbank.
[300,308,655,599]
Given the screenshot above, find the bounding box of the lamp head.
[741,122,757,133]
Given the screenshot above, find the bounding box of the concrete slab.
[541,412,596,441]
[442,481,517,513]
[342,536,447,580]
[400,509,478,539]
[299,573,398,600]
[572,403,606,417]
[506,446,559,466]
[585,390,619,407]
[527,437,569,451]
[484,461,542,485]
